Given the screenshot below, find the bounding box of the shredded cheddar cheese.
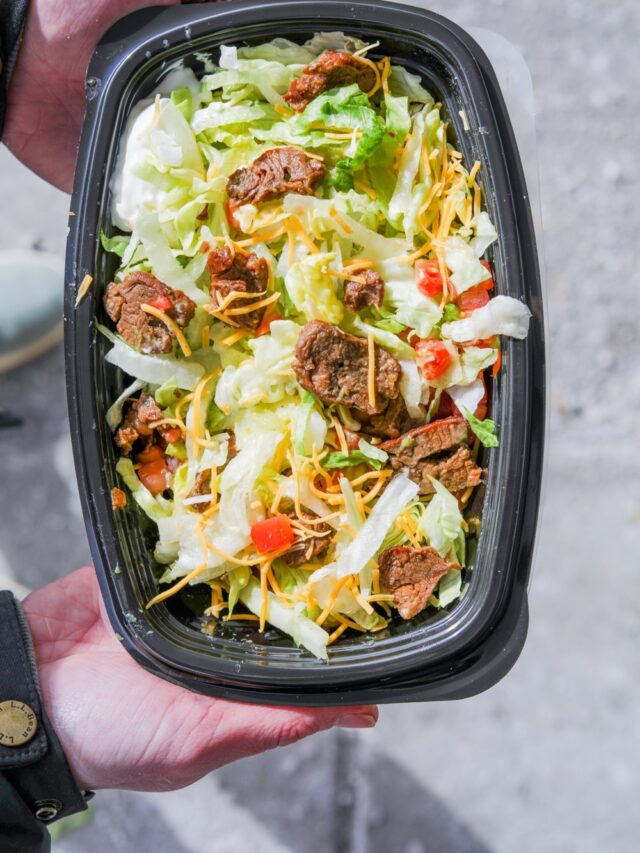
[74,274,94,307]
[367,332,376,411]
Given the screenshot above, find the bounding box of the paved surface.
[1,1,639,851]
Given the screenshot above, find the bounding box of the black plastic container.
[65,0,545,705]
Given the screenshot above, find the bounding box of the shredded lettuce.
[464,409,499,447]
[309,472,420,584]
[101,231,130,257]
[419,478,464,561]
[105,378,145,431]
[432,568,463,608]
[447,378,485,419]
[442,295,532,342]
[214,320,301,413]
[323,450,383,471]
[388,66,435,106]
[239,578,329,659]
[292,391,327,456]
[444,236,493,294]
[388,109,426,229]
[380,260,442,339]
[104,336,204,391]
[398,359,426,419]
[135,211,208,304]
[116,458,170,522]
[285,253,344,324]
[226,566,251,617]
[345,315,416,360]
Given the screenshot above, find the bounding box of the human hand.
[3,0,205,192]
[22,566,377,791]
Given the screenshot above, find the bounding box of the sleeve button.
[34,799,62,822]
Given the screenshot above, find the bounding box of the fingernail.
[335,713,377,729]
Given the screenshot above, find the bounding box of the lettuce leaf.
[104,336,205,391]
[442,295,532,342]
[105,378,145,431]
[388,66,435,106]
[226,566,251,617]
[323,450,383,471]
[101,231,130,257]
[447,378,485,419]
[239,578,329,659]
[419,477,464,560]
[291,391,328,456]
[444,236,493,294]
[116,458,170,522]
[464,409,499,447]
[309,472,419,584]
[214,320,301,413]
[379,259,442,338]
[285,253,344,324]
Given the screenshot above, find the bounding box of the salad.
[99,34,531,660]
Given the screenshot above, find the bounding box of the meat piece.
[282,522,331,567]
[284,51,378,112]
[187,471,212,514]
[114,393,177,456]
[343,269,385,312]
[405,446,484,496]
[226,147,324,207]
[111,487,127,511]
[294,320,401,417]
[358,394,408,439]
[208,246,269,330]
[379,546,460,619]
[104,272,196,354]
[381,417,471,466]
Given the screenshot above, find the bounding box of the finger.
[194,700,378,768]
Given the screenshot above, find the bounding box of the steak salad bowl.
[65,0,544,705]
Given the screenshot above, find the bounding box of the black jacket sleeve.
[0,0,30,137]
[0,592,92,852]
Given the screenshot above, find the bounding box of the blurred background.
[1,0,638,851]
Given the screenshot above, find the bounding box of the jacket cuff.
[0,0,30,138]
[0,591,93,826]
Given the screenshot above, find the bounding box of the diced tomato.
[161,427,183,445]
[226,199,241,231]
[480,259,494,282]
[251,515,295,554]
[415,339,452,380]
[256,309,283,337]
[138,458,172,496]
[472,374,488,421]
[457,282,492,312]
[135,444,164,465]
[415,259,444,297]
[343,428,361,451]
[148,295,173,313]
[492,349,502,377]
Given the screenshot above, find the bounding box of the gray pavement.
[1,0,639,851]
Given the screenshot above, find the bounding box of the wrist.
[0,590,91,823]
[22,597,95,791]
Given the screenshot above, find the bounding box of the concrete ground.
[1,0,639,850]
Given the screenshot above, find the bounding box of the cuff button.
[0,700,38,746]
[34,799,62,822]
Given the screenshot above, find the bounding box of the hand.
[3,0,202,191]
[22,567,377,791]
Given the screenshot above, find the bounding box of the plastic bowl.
[65,0,545,705]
